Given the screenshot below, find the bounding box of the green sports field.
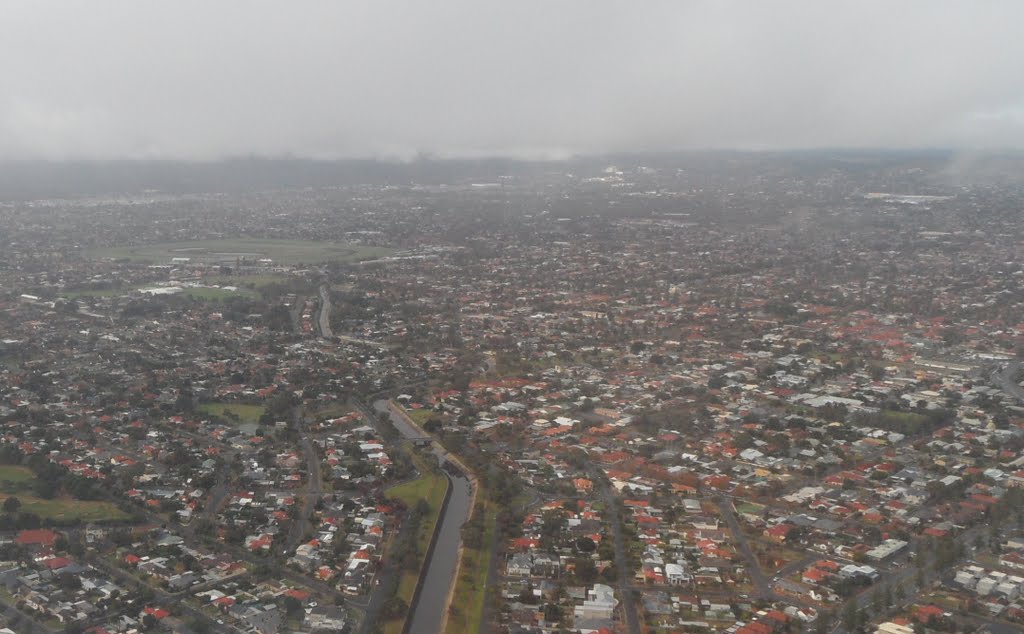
[198,402,266,424]
[0,466,130,522]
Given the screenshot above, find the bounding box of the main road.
[588,466,641,634]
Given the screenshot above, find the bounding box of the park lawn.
[735,501,765,516]
[203,274,293,289]
[90,238,393,266]
[0,466,34,496]
[307,403,353,420]
[381,571,420,634]
[386,470,448,514]
[0,465,36,485]
[0,466,131,522]
[198,402,266,424]
[445,493,497,634]
[1,494,129,522]
[406,408,434,426]
[62,283,257,301]
[179,286,258,301]
[61,287,129,298]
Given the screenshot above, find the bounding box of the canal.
[373,400,473,634]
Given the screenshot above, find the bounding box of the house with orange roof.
[573,478,593,493]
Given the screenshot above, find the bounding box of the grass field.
[445,492,497,634]
[6,496,129,522]
[307,403,353,421]
[0,466,130,522]
[198,402,265,424]
[63,283,259,301]
[91,238,393,266]
[386,471,448,510]
[383,458,450,634]
[0,465,35,486]
[61,287,128,298]
[406,408,434,426]
[179,286,258,301]
[735,501,765,516]
[202,274,293,289]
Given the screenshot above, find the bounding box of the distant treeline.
[0,150,984,201]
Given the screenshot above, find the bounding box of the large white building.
[574,583,617,621]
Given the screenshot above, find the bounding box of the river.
[373,400,473,634]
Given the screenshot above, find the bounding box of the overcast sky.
[2,1,1023,161]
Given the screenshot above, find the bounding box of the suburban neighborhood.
[0,153,1022,634]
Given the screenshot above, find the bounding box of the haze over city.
[3,1,1024,161]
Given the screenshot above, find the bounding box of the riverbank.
[383,471,450,633]
[386,401,492,634]
[442,483,495,634]
[373,400,477,634]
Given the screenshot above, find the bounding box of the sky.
[2,1,1023,161]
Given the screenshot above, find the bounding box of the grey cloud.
[1,0,1023,160]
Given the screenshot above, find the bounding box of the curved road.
[318,284,389,348]
[995,360,1024,405]
[317,284,333,339]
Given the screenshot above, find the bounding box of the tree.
[3,496,20,513]
[57,571,82,591]
[574,557,597,584]
[815,610,833,634]
[841,602,858,631]
[282,595,304,616]
[543,603,562,623]
[518,583,538,605]
[382,596,408,619]
[33,477,58,499]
